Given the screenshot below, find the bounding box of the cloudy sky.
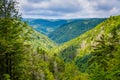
[18,0,120,19]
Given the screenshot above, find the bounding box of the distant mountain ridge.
[22,18,70,35]
[49,18,106,44]
[23,18,106,44]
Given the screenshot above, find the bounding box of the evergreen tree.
[88,28,119,79]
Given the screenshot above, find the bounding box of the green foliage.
[22,23,56,51]
[59,62,89,80]
[3,74,10,80]
[59,45,77,62]
[0,18,25,79]
[54,15,120,58]
[0,2,120,80]
[49,18,106,44]
[52,15,120,80]
[0,18,56,80]
[84,16,120,79]
[75,54,92,72]
[0,0,20,18]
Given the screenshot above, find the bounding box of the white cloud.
[17,0,120,19]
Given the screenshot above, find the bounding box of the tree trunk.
[5,53,9,74]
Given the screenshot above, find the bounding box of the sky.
[18,0,120,19]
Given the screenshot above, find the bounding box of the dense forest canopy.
[0,0,120,80]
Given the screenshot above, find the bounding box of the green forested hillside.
[0,18,88,80]
[49,18,106,44]
[0,1,120,79]
[21,23,56,51]
[0,14,120,80]
[1,15,120,80]
[53,15,120,79]
[0,18,57,79]
[54,16,120,59]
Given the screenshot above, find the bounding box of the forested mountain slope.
[23,18,106,44]
[53,15,120,79]
[53,16,120,61]
[0,18,89,80]
[0,1,120,79]
[1,16,120,80]
[23,18,69,35]
[49,18,106,44]
[21,23,56,51]
[0,18,57,79]
[2,0,120,80]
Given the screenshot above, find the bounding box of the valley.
[24,18,106,44]
[1,14,120,80]
[0,0,120,79]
